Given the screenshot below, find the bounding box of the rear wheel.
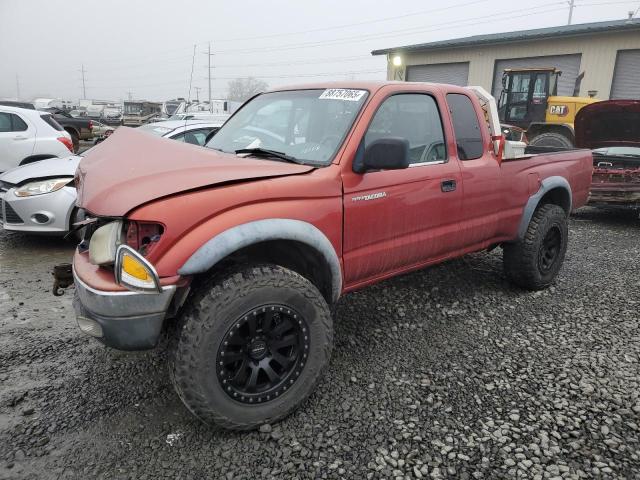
[529,132,573,149]
[503,204,568,290]
[170,264,333,430]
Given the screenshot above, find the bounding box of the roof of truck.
[267,81,469,94]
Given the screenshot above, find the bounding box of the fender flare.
[178,219,342,303]
[517,176,572,240]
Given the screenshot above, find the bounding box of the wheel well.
[201,240,334,304]
[527,124,574,143]
[539,187,571,215]
[20,155,56,166]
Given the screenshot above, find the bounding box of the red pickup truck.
[71,82,592,429]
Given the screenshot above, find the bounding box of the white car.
[0,106,73,172]
[0,121,222,235]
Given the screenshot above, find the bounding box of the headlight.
[115,245,161,293]
[14,178,73,197]
[89,220,123,265]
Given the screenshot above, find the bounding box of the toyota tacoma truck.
[70,82,592,430]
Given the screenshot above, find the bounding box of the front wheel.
[503,204,568,290]
[170,264,333,430]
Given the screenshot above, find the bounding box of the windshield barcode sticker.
[319,89,366,101]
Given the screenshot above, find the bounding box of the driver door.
[342,93,463,286]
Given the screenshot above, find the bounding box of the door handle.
[13,135,27,140]
[441,179,457,192]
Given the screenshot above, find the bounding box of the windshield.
[124,103,143,114]
[137,124,174,136]
[206,89,368,166]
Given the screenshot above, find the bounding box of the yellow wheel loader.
[498,67,597,148]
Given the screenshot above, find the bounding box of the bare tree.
[227,77,268,102]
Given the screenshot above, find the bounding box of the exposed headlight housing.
[115,245,161,293]
[89,220,123,265]
[14,177,73,197]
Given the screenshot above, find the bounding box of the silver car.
[0,120,223,236]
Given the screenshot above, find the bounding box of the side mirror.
[361,137,410,172]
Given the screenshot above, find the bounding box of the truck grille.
[1,199,23,224]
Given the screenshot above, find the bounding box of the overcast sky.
[1,0,638,102]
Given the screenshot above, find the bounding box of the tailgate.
[590,155,640,205]
[592,155,640,183]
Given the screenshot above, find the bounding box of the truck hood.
[76,127,315,216]
[575,100,640,149]
[0,155,81,184]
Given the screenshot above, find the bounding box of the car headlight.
[89,220,123,265]
[14,177,73,197]
[115,245,161,293]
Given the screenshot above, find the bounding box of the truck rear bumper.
[72,268,177,350]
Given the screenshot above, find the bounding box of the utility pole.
[194,86,202,102]
[80,64,87,99]
[16,75,20,100]
[126,90,133,101]
[567,0,575,25]
[202,42,214,113]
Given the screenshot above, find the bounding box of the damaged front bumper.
[72,267,177,351]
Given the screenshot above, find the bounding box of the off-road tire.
[169,264,333,430]
[503,204,568,290]
[529,132,573,149]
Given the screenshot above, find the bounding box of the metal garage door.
[492,54,582,98]
[407,62,469,86]
[611,49,640,99]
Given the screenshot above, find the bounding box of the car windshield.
[206,89,368,166]
[137,124,174,136]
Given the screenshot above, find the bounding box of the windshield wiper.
[235,147,304,164]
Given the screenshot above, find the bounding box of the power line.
[209,3,567,55]
[199,0,494,45]
[74,0,494,66]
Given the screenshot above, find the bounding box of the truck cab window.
[365,94,446,165]
[446,93,484,160]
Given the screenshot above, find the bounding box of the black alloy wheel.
[538,226,562,273]
[216,304,310,404]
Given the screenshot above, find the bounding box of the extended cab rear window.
[446,93,483,160]
[41,114,64,131]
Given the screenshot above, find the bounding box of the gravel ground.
[0,207,638,480]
